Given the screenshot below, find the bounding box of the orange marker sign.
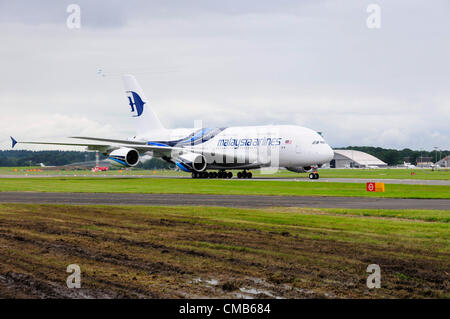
[367,182,385,192]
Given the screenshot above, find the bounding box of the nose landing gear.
[309,171,319,180]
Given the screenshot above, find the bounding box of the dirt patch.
[0,204,448,298]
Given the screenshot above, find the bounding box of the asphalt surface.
[0,192,448,210]
[0,174,449,185]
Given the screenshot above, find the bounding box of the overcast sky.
[1,0,449,151]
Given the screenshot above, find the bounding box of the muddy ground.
[0,204,448,298]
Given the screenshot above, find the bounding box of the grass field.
[0,177,449,199]
[1,167,449,180]
[0,204,447,298]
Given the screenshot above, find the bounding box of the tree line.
[0,150,173,169]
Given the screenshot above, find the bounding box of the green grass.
[0,177,449,198]
[0,166,172,176]
[189,206,449,250]
[262,168,450,180]
[318,208,450,222]
[1,167,449,180]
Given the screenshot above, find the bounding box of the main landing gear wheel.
[192,171,209,178]
[237,171,252,179]
[217,171,232,179]
[192,171,232,179]
[309,172,319,180]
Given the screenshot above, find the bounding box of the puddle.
[294,287,315,295]
[205,279,219,286]
[234,292,255,299]
[239,287,283,299]
[189,277,202,284]
[189,277,219,286]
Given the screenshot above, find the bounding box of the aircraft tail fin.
[122,74,165,136]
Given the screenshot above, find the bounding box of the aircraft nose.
[325,145,334,162]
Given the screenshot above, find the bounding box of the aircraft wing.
[10,136,220,158]
[10,136,259,165]
[10,136,177,154]
[70,136,148,146]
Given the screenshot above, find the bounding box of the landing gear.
[192,171,233,179]
[192,171,208,178]
[237,170,252,179]
[309,172,319,180]
[217,170,232,179]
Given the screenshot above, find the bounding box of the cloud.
[1,113,118,150]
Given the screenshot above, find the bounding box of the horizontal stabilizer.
[10,136,17,148]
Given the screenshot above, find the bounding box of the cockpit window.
[312,140,326,144]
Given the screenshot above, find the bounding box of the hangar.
[436,156,449,168]
[329,150,387,168]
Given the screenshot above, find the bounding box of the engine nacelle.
[108,148,140,167]
[285,166,312,173]
[176,152,207,172]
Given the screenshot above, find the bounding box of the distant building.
[435,156,449,168]
[329,150,387,168]
[416,156,433,168]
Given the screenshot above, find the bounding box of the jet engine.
[285,166,312,173]
[108,147,140,167]
[176,152,207,172]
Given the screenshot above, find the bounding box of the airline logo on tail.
[126,91,146,117]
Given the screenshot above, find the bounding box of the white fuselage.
[137,124,334,170]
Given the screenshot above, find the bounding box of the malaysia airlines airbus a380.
[11,75,334,179]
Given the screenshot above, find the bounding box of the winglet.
[10,136,17,148]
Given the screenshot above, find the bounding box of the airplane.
[10,75,334,179]
[39,163,55,168]
[398,162,416,169]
